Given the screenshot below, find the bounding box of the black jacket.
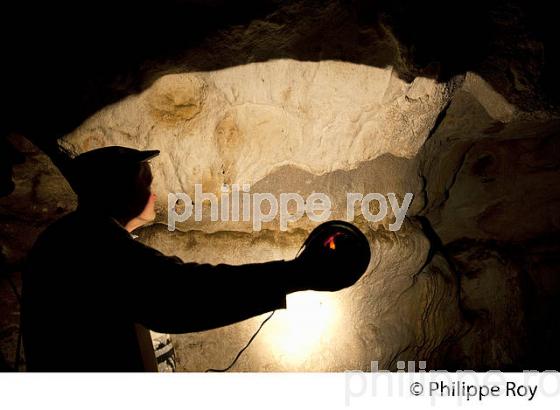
[21,209,290,371]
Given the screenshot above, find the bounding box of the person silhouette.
[21,146,370,371]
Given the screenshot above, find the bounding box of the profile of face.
[125,163,157,233]
[138,192,157,222]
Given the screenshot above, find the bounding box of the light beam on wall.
[263,290,340,366]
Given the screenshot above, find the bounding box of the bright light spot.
[264,291,339,365]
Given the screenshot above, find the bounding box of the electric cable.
[203,238,313,373]
[202,229,339,373]
[205,310,276,372]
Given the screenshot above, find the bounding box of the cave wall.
[1,0,559,371]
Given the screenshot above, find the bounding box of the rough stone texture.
[0,136,77,265]
[0,135,77,370]
[416,90,560,370]
[1,0,560,371]
[138,218,464,371]
[54,63,559,371]
[60,62,459,233]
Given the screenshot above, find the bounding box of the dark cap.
[72,146,160,168]
[68,146,160,194]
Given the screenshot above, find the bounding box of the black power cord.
[203,220,370,373]
[203,240,311,373]
[205,310,276,372]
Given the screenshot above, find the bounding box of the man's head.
[68,146,160,231]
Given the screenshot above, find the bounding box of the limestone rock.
[137,218,464,371]
[2,0,560,373]
[0,135,76,264]
[60,61,459,232]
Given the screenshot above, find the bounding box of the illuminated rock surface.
[1,0,559,371]
[60,62,459,233]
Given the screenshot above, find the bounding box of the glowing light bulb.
[323,231,344,250]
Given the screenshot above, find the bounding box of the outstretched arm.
[121,237,296,334]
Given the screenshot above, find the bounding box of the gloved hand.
[287,220,371,293]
